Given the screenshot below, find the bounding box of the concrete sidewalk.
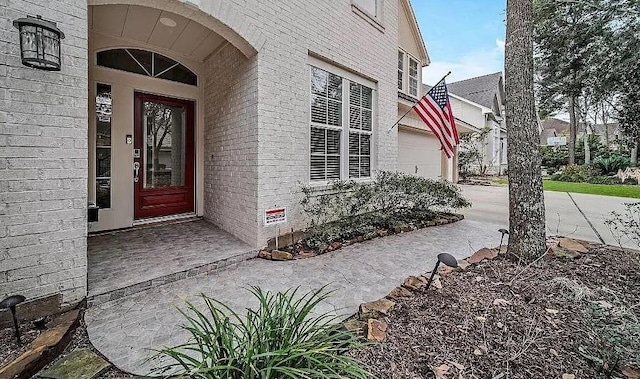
[85,219,501,375]
[460,185,637,247]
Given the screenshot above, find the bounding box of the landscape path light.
[1,295,26,343]
[499,228,510,248]
[426,252,458,289]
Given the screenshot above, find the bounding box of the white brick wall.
[1,0,88,305]
[198,0,399,247]
[203,44,259,246]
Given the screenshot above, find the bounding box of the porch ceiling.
[89,4,226,61]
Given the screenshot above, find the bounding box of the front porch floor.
[87,219,254,304]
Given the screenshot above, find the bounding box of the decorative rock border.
[343,237,591,343]
[0,309,81,379]
[258,213,465,261]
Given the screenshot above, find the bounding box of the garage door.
[398,127,442,179]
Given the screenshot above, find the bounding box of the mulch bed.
[261,212,464,260]
[0,317,49,367]
[351,243,640,378]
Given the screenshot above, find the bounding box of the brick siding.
[1,0,88,305]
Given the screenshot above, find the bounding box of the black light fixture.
[13,15,65,71]
[499,228,510,247]
[1,295,26,343]
[426,253,458,288]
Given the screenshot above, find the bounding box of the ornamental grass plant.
[154,287,368,379]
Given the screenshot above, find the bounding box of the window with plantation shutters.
[310,67,342,181]
[349,82,372,178]
[309,63,375,182]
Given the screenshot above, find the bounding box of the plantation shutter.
[349,82,372,178]
[310,67,342,181]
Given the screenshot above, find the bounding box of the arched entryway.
[86,2,260,233]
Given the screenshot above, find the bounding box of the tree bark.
[505,0,547,260]
[568,96,577,165]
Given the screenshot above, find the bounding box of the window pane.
[311,95,327,124]
[327,156,341,180]
[96,179,111,209]
[95,83,112,209]
[311,67,328,95]
[310,156,325,181]
[361,134,371,155]
[143,102,187,188]
[349,157,360,178]
[128,49,152,75]
[97,49,148,76]
[362,87,372,109]
[398,70,403,91]
[349,82,361,106]
[328,99,342,126]
[157,64,198,86]
[362,109,372,131]
[355,0,377,15]
[327,130,341,155]
[410,78,418,96]
[328,73,342,100]
[349,133,359,155]
[398,51,404,70]
[409,59,418,76]
[97,49,197,86]
[350,107,361,130]
[153,52,175,76]
[311,127,325,154]
[96,147,111,178]
[360,156,371,177]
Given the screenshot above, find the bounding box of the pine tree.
[505,0,547,260]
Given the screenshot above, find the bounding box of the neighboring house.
[539,118,570,145]
[540,118,623,148]
[3,0,410,309]
[395,0,444,180]
[447,72,507,176]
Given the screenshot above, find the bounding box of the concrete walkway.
[460,185,638,247]
[85,219,501,376]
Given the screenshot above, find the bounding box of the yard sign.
[264,207,287,226]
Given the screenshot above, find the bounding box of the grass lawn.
[543,179,640,198]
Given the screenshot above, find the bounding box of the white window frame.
[408,55,419,97]
[308,58,377,185]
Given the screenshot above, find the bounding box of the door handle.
[134,162,140,183]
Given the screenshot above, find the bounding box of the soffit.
[90,4,225,62]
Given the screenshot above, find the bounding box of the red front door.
[134,92,195,219]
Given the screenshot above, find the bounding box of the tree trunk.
[602,104,609,148]
[505,0,547,260]
[568,96,577,165]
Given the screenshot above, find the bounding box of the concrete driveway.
[460,184,639,248]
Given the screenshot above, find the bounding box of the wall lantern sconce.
[13,15,65,71]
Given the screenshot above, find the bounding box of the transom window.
[310,65,374,182]
[97,48,197,86]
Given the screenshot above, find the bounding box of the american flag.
[413,80,459,158]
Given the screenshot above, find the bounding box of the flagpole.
[386,71,452,134]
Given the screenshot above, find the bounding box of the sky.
[413,0,506,85]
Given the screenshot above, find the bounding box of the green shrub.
[551,164,597,182]
[591,154,631,175]
[155,287,368,379]
[300,171,470,245]
[605,202,640,248]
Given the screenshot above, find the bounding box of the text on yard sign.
[265,207,286,226]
